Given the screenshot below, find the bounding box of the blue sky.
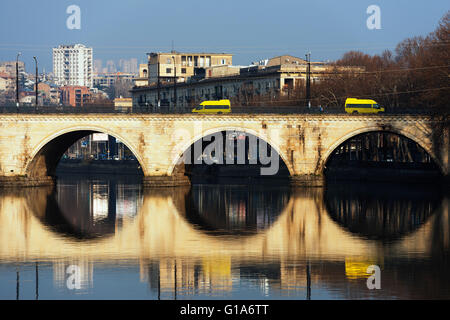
[0,0,448,72]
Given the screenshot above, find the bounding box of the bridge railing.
[0,105,444,115]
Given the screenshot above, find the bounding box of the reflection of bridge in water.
[0,183,448,298]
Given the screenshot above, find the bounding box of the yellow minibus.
[345,98,385,114]
[192,99,231,114]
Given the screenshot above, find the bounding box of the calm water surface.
[0,175,448,300]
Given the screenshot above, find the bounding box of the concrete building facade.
[0,72,14,92]
[147,52,233,85]
[0,61,25,76]
[114,97,133,112]
[53,44,93,88]
[93,72,136,88]
[131,56,342,108]
[133,64,149,87]
[60,86,91,107]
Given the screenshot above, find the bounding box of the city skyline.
[0,0,448,73]
[94,57,140,74]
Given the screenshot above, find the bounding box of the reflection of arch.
[167,126,294,176]
[324,182,442,241]
[25,126,147,178]
[26,176,143,240]
[182,185,291,236]
[321,127,443,174]
[40,192,116,239]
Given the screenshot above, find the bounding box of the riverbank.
[325,167,443,183]
[56,159,143,175]
[55,159,445,184]
[187,163,290,185]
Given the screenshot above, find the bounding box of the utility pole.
[172,55,177,111]
[157,60,161,108]
[33,56,38,110]
[16,52,21,110]
[305,52,311,108]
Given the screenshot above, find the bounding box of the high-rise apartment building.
[53,44,93,88]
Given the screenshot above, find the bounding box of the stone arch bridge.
[0,114,448,187]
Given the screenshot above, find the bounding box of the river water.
[0,175,448,300]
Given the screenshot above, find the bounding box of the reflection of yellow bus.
[345,259,374,280]
[192,99,231,114]
[345,98,385,114]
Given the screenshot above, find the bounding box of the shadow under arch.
[25,126,146,179]
[322,130,443,181]
[320,127,444,177]
[324,181,443,242]
[170,127,292,183]
[168,126,295,177]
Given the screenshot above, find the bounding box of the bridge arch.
[167,126,295,177]
[320,125,444,175]
[25,125,148,178]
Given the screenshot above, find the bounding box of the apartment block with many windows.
[53,44,93,88]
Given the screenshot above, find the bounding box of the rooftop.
[147,51,233,56]
[53,44,92,49]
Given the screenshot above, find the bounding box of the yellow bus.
[345,98,385,114]
[192,99,231,114]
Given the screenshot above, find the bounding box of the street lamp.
[16,52,21,110]
[33,56,38,110]
[305,52,311,108]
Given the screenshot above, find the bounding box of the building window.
[181,68,186,74]
[166,68,172,74]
